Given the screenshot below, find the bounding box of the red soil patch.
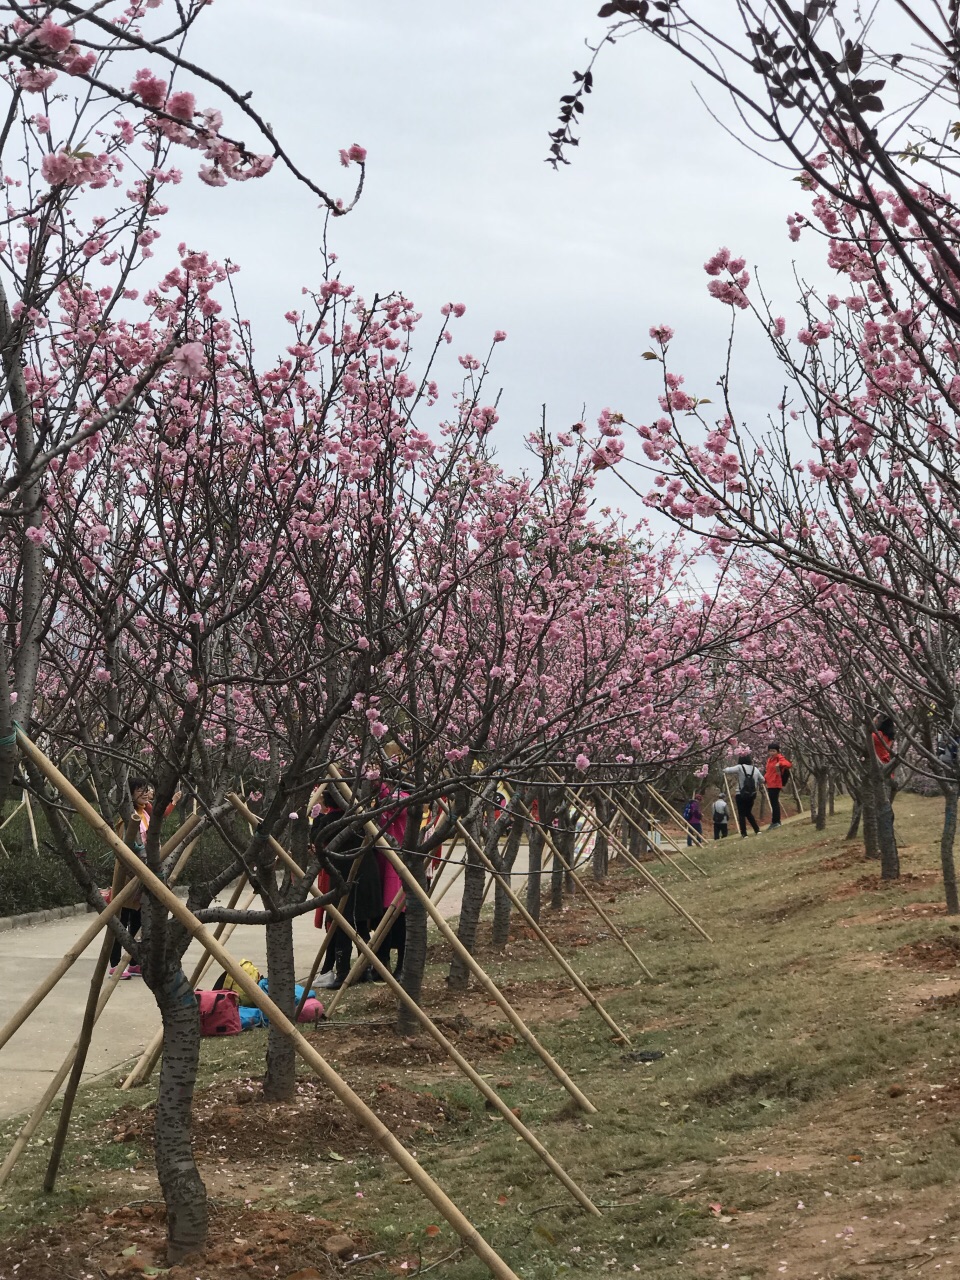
[830,870,939,900]
[895,933,960,971]
[0,1202,362,1280]
[109,1076,460,1163]
[313,1017,518,1070]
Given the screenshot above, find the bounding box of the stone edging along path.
[0,886,191,932]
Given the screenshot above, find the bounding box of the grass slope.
[2,794,960,1279]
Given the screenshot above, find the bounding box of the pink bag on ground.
[197,989,241,1036]
[297,997,324,1023]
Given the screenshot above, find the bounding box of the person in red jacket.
[764,742,792,830]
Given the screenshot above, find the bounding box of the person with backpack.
[724,753,762,838]
[682,793,703,846]
[712,795,729,840]
[764,742,792,829]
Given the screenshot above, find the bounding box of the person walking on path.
[764,743,792,830]
[109,777,180,979]
[724,753,762,838]
[682,794,703,846]
[712,795,729,840]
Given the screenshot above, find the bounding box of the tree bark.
[447,816,486,992]
[845,798,862,841]
[828,776,835,816]
[262,915,296,1101]
[153,966,208,1263]
[491,815,524,947]
[814,768,828,831]
[938,781,960,915]
[862,764,880,860]
[397,851,429,1034]
[525,815,544,923]
[592,793,614,881]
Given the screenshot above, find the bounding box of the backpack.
[779,764,791,787]
[196,989,241,1036]
[682,801,694,822]
[713,799,727,818]
[740,767,758,800]
[214,959,262,1005]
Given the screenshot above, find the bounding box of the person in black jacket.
[310,800,383,990]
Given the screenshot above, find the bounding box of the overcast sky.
[175,2,828,514]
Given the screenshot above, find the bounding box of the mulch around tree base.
[109,1076,461,1163]
[0,1202,364,1279]
[896,933,960,971]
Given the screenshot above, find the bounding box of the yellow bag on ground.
[218,958,262,1006]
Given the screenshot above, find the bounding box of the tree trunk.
[491,815,524,947]
[551,806,574,910]
[525,816,544,923]
[845,798,862,841]
[938,782,960,916]
[397,851,429,1034]
[862,765,880,860]
[814,769,828,831]
[262,916,296,1101]
[592,794,614,881]
[828,777,835,816]
[447,816,486,991]
[153,967,208,1263]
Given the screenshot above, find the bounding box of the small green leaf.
[121,1246,139,1257]
[641,351,660,361]
[327,1151,344,1162]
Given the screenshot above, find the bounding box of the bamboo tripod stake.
[324,766,598,1115]
[120,875,258,1091]
[503,786,653,981]
[552,778,713,944]
[647,785,706,850]
[16,731,521,1280]
[0,812,205,1060]
[323,900,601,1216]
[611,792,700,878]
[439,803,632,1044]
[0,825,205,1188]
[641,810,705,878]
[323,889,404,1018]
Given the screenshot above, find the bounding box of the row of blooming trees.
[0,4,766,1261]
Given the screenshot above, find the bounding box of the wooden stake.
[120,876,256,1091]
[440,804,631,1044]
[17,732,522,1280]
[324,901,601,1216]
[323,890,404,1018]
[0,798,25,832]
[503,786,653,981]
[0,814,203,1059]
[641,810,704,879]
[646,785,710,864]
[0,825,203,1187]
[325,766,598,1116]
[23,789,40,858]
[606,787,700,877]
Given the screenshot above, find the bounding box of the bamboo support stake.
[549,779,712,945]
[324,901,601,1216]
[724,773,738,822]
[23,789,40,858]
[325,765,597,1116]
[606,788,699,878]
[441,805,631,1044]
[504,788,653,980]
[323,890,405,1018]
[17,732,522,1280]
[43,911,116,1190]
[0,825,204,1185]
[120,876,256,1091]
[0,813,204,1059]
[645,786,710,870]
[0,798,25,832]
[790,773,804,813]
[430,854,466,908]
[640,811,702,879]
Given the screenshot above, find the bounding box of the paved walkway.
[0,850,529,1120]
